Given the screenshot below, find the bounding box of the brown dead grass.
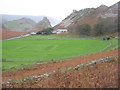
[1,29,28,40]
[2,56,118,88]
[2,49,119,83]
[1,29,42,40]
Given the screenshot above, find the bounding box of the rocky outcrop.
[55,8,96,28]
[99,3,118,18]
[55,2,118,29]
[35,17,52,30]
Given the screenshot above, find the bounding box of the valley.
[1,1,119,88]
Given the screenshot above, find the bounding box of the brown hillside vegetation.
[2,55,118,88]
[1,29,43,40]
[2,49,119,82]
[1,30,28,40]
[72,6,107,28]
[54,2,118,30]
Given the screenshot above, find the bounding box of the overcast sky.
[0,0,119,21]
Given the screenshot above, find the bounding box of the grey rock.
[35,17,52,29]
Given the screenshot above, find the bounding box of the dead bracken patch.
[2,56,118,88]
[2,49,119,82]
[1,29,28,40]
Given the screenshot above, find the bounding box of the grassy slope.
[2,36,118,71]
[4,20,33,32]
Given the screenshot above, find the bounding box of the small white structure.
[30,32,36,35]
[52,29,68,34]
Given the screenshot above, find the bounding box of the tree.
[93,22,105,36]
[36,27,54,35]
[75,24,91,36]
[93,18,118,36]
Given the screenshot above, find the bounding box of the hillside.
[54,2,118,29]
[1,14,60,26]
[2,49,118,88]
[3,18,36,32]
[1,29,28,40]
[35,17,52,30]
[1,1,119,88]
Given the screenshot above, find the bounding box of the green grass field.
[2,35,118,71]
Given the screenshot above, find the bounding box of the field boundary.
[2,49,118,82]
[2,55,118,85]
[17,37,96,40]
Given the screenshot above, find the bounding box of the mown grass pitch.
[2,35,118,71]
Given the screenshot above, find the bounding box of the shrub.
[75,24,91,36]
[36,27,54,35]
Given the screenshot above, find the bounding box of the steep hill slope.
[1,14,60,26]
[2,49,118,88]
[3,18,36,32]
[35,17,52,30]
[54,2,118,29]
[1,29,28,40]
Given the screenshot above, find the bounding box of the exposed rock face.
[55,8,98,29]
[35,17,52,30]
[100,3,118,18]
[61,8,96,27]
[55,2,118,29]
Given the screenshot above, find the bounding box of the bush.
[93,18,118,36]
[75,24,91,36]
[36,27,54,35]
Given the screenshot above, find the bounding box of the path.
[2,34,30,41]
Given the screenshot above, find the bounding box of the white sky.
[0,0,119,20]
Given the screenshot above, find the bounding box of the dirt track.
[2,49,119,82]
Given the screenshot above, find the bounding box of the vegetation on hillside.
[2,56,118,88]
[4,18,36,32]
[68,18,118,36]
[93,18,118,36]
[36,27,54,35]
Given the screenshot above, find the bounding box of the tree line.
[68,18,118,36]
